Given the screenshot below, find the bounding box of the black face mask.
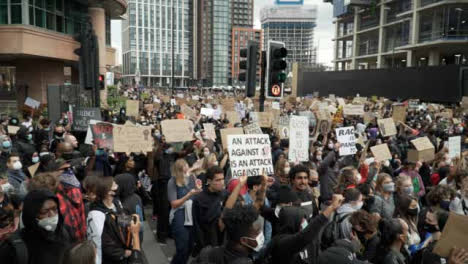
[407,208,419,217]
[353,228,367,242]
[62,152,74,161]
[55,131,64,138]
[309,181,319,188]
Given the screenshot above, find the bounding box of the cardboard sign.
[181,104,197,120]
[220,127,244,150]
[177,93,184,99]
[72,107,102,131]
[336,126,357,156]
[203,123,217,140]
[371,143,392,162]
[222,98,236,112]
[192,95,200,101]
[126,100,139,117]
[277,116,290,139]
[200,108,214,117]
[449,136,461,159]
[298,111,317,128]
[392,105,407,124]
[289,116,309,163]
[25,97,41,109]
[408,99,419,110]
[329,94,336,101]
[258,112,274,128]
[144,104,154,112]
[377,118,397,137]
[113,123,154,153]
[343,104,364,116]
[337,98,346,107]
[244,123,263,134]
[408,136,435,162]
[91,122,114,150]
[161,119,194,143]
[226,111,241,125]
[227,134,274,178]
[7,125,20,135]
[363,112,375,124]
[352,97,367,104]
[433,213,468,257]
[272,101,280,110]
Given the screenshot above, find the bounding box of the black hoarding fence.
[297,65,468,103]
[47,84,94,124]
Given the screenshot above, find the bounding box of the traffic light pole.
[259,51,266,112]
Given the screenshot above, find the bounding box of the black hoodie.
[13,126,36,168]
[269,207,328,264]
[115,173,144,219]
[21,189,71,264]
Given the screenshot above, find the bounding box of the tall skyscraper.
[231,28,262,86]
[122,0,192,87]
[232,0,253,27]
[193,0,231,87]
[261,5,317,71]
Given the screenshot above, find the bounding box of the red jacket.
[56,183,86,242]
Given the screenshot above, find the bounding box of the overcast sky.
[110,0,334,66]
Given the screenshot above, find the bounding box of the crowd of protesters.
[0,86,468,264]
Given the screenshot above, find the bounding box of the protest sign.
[226,111,241,125]
[433,213,468,258]
[277,115,290,139]
[144,104,154,112]
[91,122,114,149]
[161,120,194,143]
[7,125,20,135]
[329,94,336,101]
[337,98,346,107]
[371,144,392,162]
[72,107,101,131]
[289,116,309,163]
[377,118,397,137]
[408,136,435,162]
[28,163,40,177]
[392,104,407,123]
[203,123,217,140]
[336,126,357,156]
[25,97,40,109]
[272,101,280,110]
[352,97,367,104]
[258,112,273,128]
[363,112,375,124]
[298,111,317,128]
[408,99,419,110]
[170,98,177,106]
[220,127,244,150]
[449,136,461,159]
[343,104,364,116]
[181,104,197,120]
[113,123,154,154]
[222,98,236,111]
[244,123,263,134]
[126,100,139,117]
[200,107,214,117]
[228,134,274,178]
[177,93,184,99]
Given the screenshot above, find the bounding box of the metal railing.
[419,29,468,42]
[359,43,379,56]
[420,0,443,7]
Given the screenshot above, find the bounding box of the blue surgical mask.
[32,156,40,163]
[2,141,11,148]
[27,134,32,141]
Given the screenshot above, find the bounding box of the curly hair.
[29,172,60,193]
[349,210,378,233]
[289,164,310,181]
[222,205,259,243]
[426,185,456,207]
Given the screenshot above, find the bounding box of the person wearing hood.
[13,126,36,168]
[318,239,368,264]
[0,135,13,174]
[21,189,72,264]
[34,118,51,151]
[268,194,344,264]
[49,122,66,153]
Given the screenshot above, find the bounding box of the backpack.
[320,213,351,250]
[6,232,28,264]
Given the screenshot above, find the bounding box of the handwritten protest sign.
[449,136,461,159]
[244,123,263,134]
[161,120,194,143]
[371,143,392,162]
[228,134,274,178]
[392,104,407,124]
[377,118,397,137]
[336,126,357,156]
[144,104,154,112]
[113,123,153,153]
[222,98,236,111]
[277,116,290,139]
[337,98,346,107]
[272,101,280,110]
[433,213,468,257]
[226,111,241,125]
[25,97,41,109]
[343,104,364,116]
[72,107,101,131]
[220,127,244,150]
[408,136,435,162]
[203,123,217,140]
[7,126,20,135]
[90,122,114,149]
[181,104,197,120]
[289,116,309,163]
[126,100,139,117]
[201,108,214,117]
[352,97,367,104]
[258,112,273,128]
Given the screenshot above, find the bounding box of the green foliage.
[107,85,126,111]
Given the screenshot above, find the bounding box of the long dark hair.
[374,218,404,263]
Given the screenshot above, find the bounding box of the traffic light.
[239,41,259,98]
[265,40,288,99]
[99,74,105,90]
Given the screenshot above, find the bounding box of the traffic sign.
[271,84,281,96]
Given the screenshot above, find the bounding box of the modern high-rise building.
[193,0,231,87]
[231,27,262,86]
[260,5,318,72]
[329,0,468,71]
[232,0,253,28]
[122,0,192,87]
[0,0,125,108]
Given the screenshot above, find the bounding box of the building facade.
[122,0,192,88]
[331,0,468,71]
[260,5,318,72]
[0,0,125,108]
[231,27,262,87]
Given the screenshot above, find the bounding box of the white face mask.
[203,151,210,157]
[383,160,390,167]
[352,201,364,211]
[37,214,59,232]
[12,161,22,170]
[284,167,290,175]
[32,156,40,164]
[355,173,362,184]
[1,183,14,193]
[301,219,308,230]
[275,206,282,218]
[243,232,265,252]
[328,143,334,149]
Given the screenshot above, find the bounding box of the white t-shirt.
[450,196,468,216]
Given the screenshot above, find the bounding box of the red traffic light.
[99,75,104,81]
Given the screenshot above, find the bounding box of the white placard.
[25,97,41,109]
[170,99,177,106]
[227,134,274,178]
[336,126,357,156]
[289,116,309,163]
[449,136,461,159]
[244,123,263,134]
[201,108,214,117]
[272,101,280,110]
[177,93,184,99]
